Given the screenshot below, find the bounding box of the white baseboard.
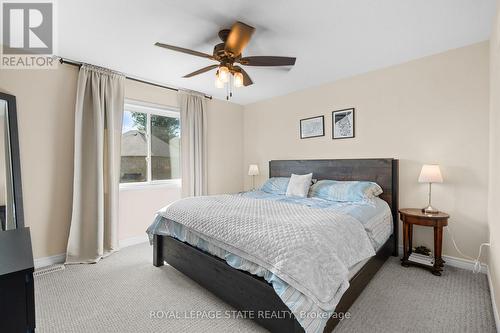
[444,255,488,274]
[34,253,65,269]
[398,245,488,274]
[119,234,150,248]
[487,267,500,332]
[34,235,150,269]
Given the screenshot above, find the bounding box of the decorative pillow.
[309,180,383,202]
[286,173,313,198]
[260,177,290,195]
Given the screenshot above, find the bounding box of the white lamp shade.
[248,164,259,176]
[418,164,443,183]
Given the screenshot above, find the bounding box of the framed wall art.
[332,108,355,139]
[300,115,325,139]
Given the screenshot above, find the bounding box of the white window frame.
[119,99,181,190]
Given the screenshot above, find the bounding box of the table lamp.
[418,164,443,214]
[248,164,259,190]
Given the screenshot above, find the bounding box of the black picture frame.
[332,108,355,139]
[299,115,325,139]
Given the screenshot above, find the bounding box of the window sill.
[119,180,181,191]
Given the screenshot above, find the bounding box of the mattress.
[147,192,392,333]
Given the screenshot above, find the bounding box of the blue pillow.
[260,177,290,195]
[309,180,383,202]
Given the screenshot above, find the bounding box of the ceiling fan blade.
[234,66,253,86]
[238,56,296,66]
[224,21,255,56]
[155,42,214,60]
[183,64,219,78]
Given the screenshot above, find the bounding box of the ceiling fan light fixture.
[234,72,244,88]
[218,66,229,82]
[215,71,224,88]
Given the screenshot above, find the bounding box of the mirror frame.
[0,92,24,229]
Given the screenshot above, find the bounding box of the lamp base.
[422,205,439,214]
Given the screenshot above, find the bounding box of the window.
[120,101,180,186]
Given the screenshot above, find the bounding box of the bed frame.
[153,158,399,332]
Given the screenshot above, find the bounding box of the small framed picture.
[332,108,355,139]
[300,115,325,139]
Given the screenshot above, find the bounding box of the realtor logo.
[1,1,56,69]
[2,2,53,54]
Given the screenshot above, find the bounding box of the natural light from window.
[120,101,180,186]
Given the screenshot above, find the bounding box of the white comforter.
[157,194,375,311]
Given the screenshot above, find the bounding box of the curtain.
[66,64,125,264]
[179,91,207,197]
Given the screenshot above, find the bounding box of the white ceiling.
[57,0,496,105]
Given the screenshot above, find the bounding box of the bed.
[149,158,399,332]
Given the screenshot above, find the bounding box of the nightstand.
[399,208,450,276]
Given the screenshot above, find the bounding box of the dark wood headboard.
[269,158,399,256]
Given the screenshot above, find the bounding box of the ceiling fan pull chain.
[230,75,233,98]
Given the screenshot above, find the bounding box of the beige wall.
[243,42,490,261]
[119,186,181,241]
[0,65,243,258]
[489,0,500,320]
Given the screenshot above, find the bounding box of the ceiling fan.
[155,21,296,99]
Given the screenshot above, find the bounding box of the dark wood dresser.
[0,228,35,332]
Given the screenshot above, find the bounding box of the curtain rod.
[57,57,213,100]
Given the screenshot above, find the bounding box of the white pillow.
[286,173,313,198]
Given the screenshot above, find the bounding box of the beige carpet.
[35,243,496,333]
